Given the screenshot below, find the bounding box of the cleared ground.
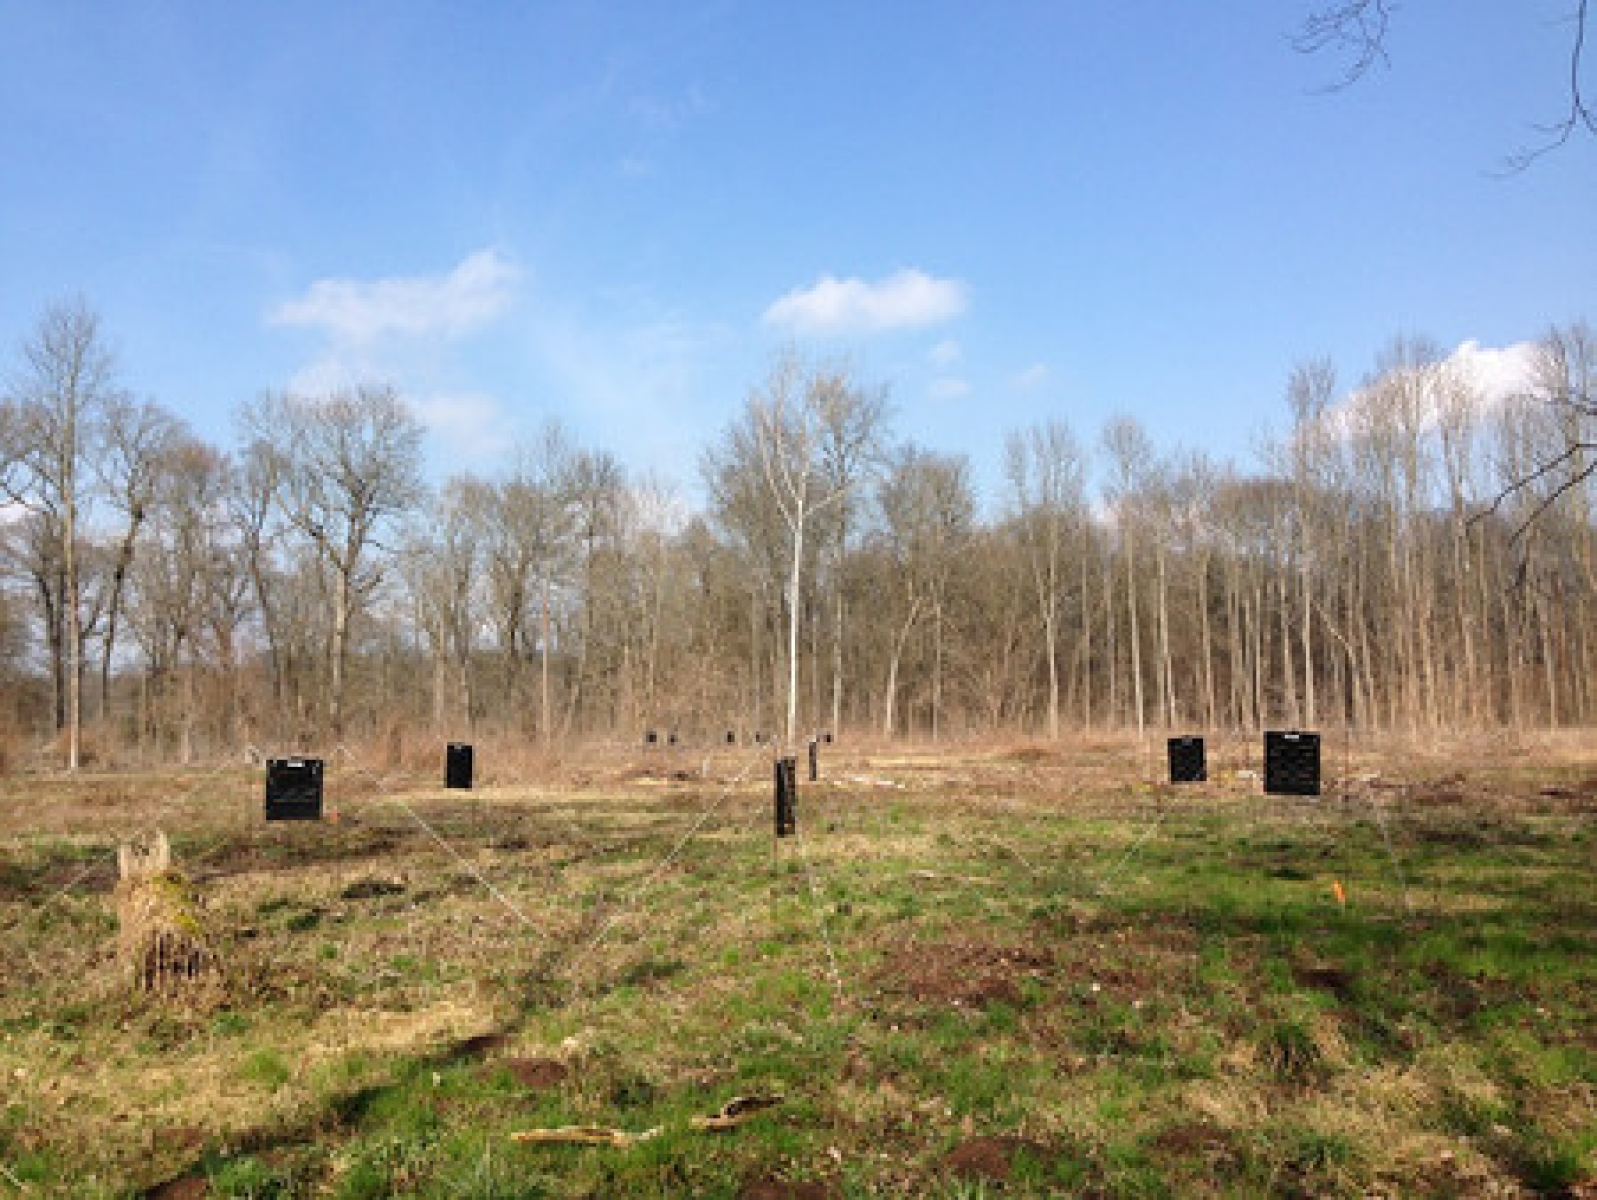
[1,731,1593,1196]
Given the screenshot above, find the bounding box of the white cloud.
[1446,339,1539,408]
[1013,363,1049,389]
[270,248,519,344]
[266,250,526,470]
[1322,339,1542,442]
[928,339,962,368]
[283,351,384,397]
[929,376,970,400]
[762,269,967,335]
[409,392,514,464]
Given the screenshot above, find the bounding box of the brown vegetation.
[1,309,1592,773]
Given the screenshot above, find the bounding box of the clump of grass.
[1506,1123,1595,1195]
[206,1150,305,1196]
[1278,1122,1359,1184]
[240,1047,293,1091]
[1260,1017,1323,1083]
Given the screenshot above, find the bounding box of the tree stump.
[115,832,225,1001]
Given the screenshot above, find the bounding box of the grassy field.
[1,732,1593,1197]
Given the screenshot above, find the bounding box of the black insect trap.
[446,742,473,789]
[1168,735,1206,784]
[1265,730,1321,797]
[265,757,324,821]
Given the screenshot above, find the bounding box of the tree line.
[1,299,1592,768]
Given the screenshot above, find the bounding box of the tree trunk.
[1197,550,1216,729]
[830,584,844,736]
[1299,555,1315,729]
[786,521,803,744]
[882,595,921,739]
[1104,550,1118,727]
[540,584,552,751]
[64,477,81,771]
[331,570,351,737]
[1279,566,1298,726]
[1079,545,1093,729]
[1155,541,1173,728]
[1125,528,1144,735]
[179,649,195,766]
[1043,606,1059,739]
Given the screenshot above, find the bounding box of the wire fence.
[2,729,1426,1045]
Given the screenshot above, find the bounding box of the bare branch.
[1293,0,1395,91]
[1497,0,1597,172]
[1297,1,1594,167]
[1472,440,1593,526]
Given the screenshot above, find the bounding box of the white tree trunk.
[786,518,803,743]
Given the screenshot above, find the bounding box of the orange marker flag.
[1332,879,1346,907]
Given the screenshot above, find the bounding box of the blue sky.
[3,1,1593,508]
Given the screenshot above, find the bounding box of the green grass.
[0,747,1592,1194]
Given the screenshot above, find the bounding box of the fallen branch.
[909,869,996,886]
[510,1093,784,1146]
[689,1093,784,1131]
[510,1125,662,1148]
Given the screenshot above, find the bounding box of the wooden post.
[774,756,797,838]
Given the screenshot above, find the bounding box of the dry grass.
[0,730,1592,1193]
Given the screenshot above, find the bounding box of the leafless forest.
[2,302,1592,769]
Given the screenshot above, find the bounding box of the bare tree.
[1102,417,1154,735]
[703,415,786,736]
[230,435,291,732]
[402,476,485,732]
[239,387,424,736]
[1478,322,1597,555]
[1167,452,1223,729]
[481,425,577,745]
[1284,358,1339,728]
[876,446,973,738]
[815,375,889,737]
[564,448,628,733]
[1006,420,1085,738]
[0,510,67,730]
[126,439,231,761]
[706,352,878,744]
[2,299,122,769]
[95,395,184,722]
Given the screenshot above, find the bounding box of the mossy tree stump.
[115,832,225,1001]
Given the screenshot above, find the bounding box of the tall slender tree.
[706,353,881,744]
[1006,420,1085,738]
[1,299,122,769]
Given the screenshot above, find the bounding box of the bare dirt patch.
[498,1056,570,1090]
[145,1174,209,1200]
[1291,960,1356,1001]
[1150,1120,1240,1168]
[943,1134,1050,1181]
[738,1178,835,1199]
[877,938,1052,1007]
